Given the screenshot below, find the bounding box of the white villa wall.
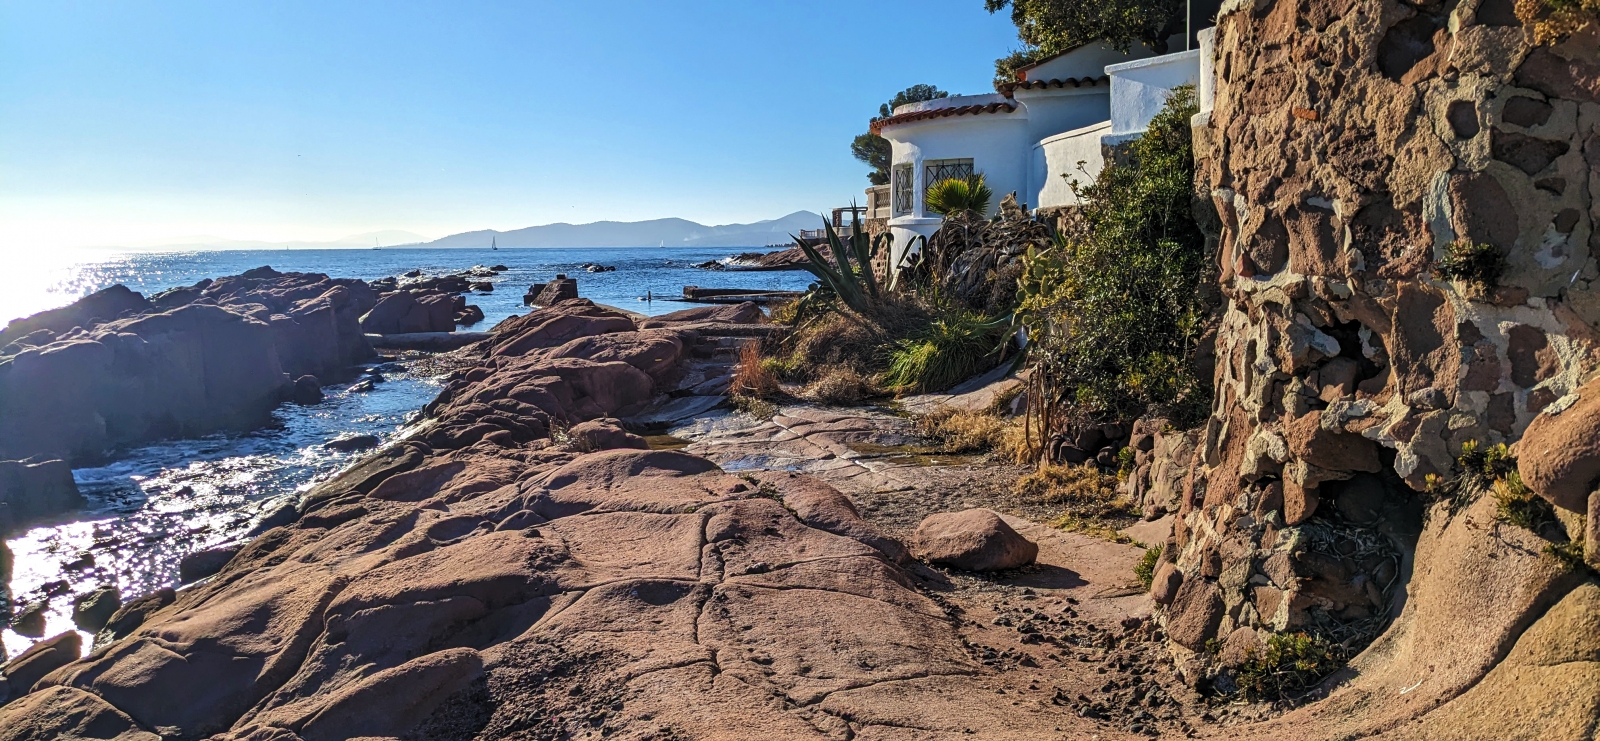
[1011,87,1110,150]
[882,111,1031,269]
[1019,42,1157,82]
[890,92,1011,116]
[1032,121,1111,209]
[1106,50,1202,137]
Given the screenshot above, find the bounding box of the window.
[892,163,914,216]
[923,158,974,211]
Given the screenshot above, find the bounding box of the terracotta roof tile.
[996,75,1108,96]
[870,101,1019,135]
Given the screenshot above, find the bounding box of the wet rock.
[4,631,82,697]
[290,375,323,405]
[469,281,493,292]
[323,434,380,453]
[179,545,242,584]
[1519,377,1600,512]
[11,602,46,638]
[0,458,84,536]
[911,509,1038,571]
[523,275,579,307]
[71,586,120,632]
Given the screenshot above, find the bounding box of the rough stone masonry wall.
[1127,0,1600,719]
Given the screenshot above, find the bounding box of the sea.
[0,246,813,657]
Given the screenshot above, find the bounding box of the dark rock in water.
[0,284,151,349]
[100,587,176,642]
[324,434,381,453]
[11,601,47,638]
[179,545,242,584]
[403,269,423,278]
[248,499,299,536]
[582,263,616,273]
[455,304,485,327]
[71,586,121,632]
[0,459,84,535]
[489,264,508,272]
[523,276,579,306]
[348,379,376,393]
[3,631,81,698]
[359,291,456,334]
[290,375,323,405]
[470,281,493,292]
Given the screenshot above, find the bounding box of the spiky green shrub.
[882,310,1003,393]
[1233,632,1346,701]
[1013,84,1212,446]
[925,174,995,219]
[793,208,888,316]
[1134,545,1162,589]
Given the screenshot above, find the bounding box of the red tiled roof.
[996,75,1108,95]
[870,101,1019,135]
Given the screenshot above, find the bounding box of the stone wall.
[1127,0,1600,719]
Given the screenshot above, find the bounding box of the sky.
[0,1,1023,249]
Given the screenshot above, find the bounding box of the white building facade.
[875,37,1210,271]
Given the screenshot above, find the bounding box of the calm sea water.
[1,246,810,657]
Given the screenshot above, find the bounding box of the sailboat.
[492,236,498,251]
[373,238,382,251]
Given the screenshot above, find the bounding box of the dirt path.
[675,403,1226,738]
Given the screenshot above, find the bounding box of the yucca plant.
[925,174,994,218]
[792,205,890,316]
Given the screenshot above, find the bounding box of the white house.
[875,36,1210,271]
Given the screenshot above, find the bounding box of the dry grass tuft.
[732,342,780,398]
[1016,462,1134,524]
[808,366,872,406]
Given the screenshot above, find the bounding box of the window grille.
[892,164,914,215]
[923,158,975,210]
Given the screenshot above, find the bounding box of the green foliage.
[1493,469,1561,534]
[853,85,948,184]
[924,174,995,218]
[1435,240,1507,292]
[986,0,1184,83]
[1232,632,1346,702]
[852,133,891,186]
[793,209,886,316]
[1134,545,1162,589]
[883,310,1005,393]
[1427,440,1521,520]
[1545,537,1588,571]
[1014,85,1212,428]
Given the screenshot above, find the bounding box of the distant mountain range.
[417,211,822,249]
[125,213,826,252]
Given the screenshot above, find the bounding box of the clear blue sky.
[0,1,1022,248]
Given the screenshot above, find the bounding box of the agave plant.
[924,173,993,218]
[792,205,890,315]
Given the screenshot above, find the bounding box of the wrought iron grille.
[923,158,974,211]
[892,164,914,215]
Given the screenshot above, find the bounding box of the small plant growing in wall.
[1133,545,1162,589]
[1433,240,1507,292]
[1515,0,1599,44]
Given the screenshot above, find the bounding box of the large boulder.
[359,291,456,334]
[0,285,150,349]
[489,301,637,358]
[523,276,579,306]
[638,301,762,328]
[71,586,121,633]
[3,631,81,697]
[566,418,649,452]
[1519,377,1600,512]
[910,509,1038,571]
[0,459,84,536]
[0,304,291,463]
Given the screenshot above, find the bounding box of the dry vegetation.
[1015,461,1138,540]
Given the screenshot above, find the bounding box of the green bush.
[1435,240,1507,291]
[1014,85,1212,430]
[883,310,1003,393]
[925,174,994,218]
[1233,632,1346,702]
[1134,545,1162,589]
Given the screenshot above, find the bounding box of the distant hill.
[126,230,430,251]
[420,211,823,249]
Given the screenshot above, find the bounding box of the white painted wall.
[1033,120,1111,209]
[881,110,1032,269]
[1106,50,1202,137]
[890,92,1011,116]
[1011,86,1111,150]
